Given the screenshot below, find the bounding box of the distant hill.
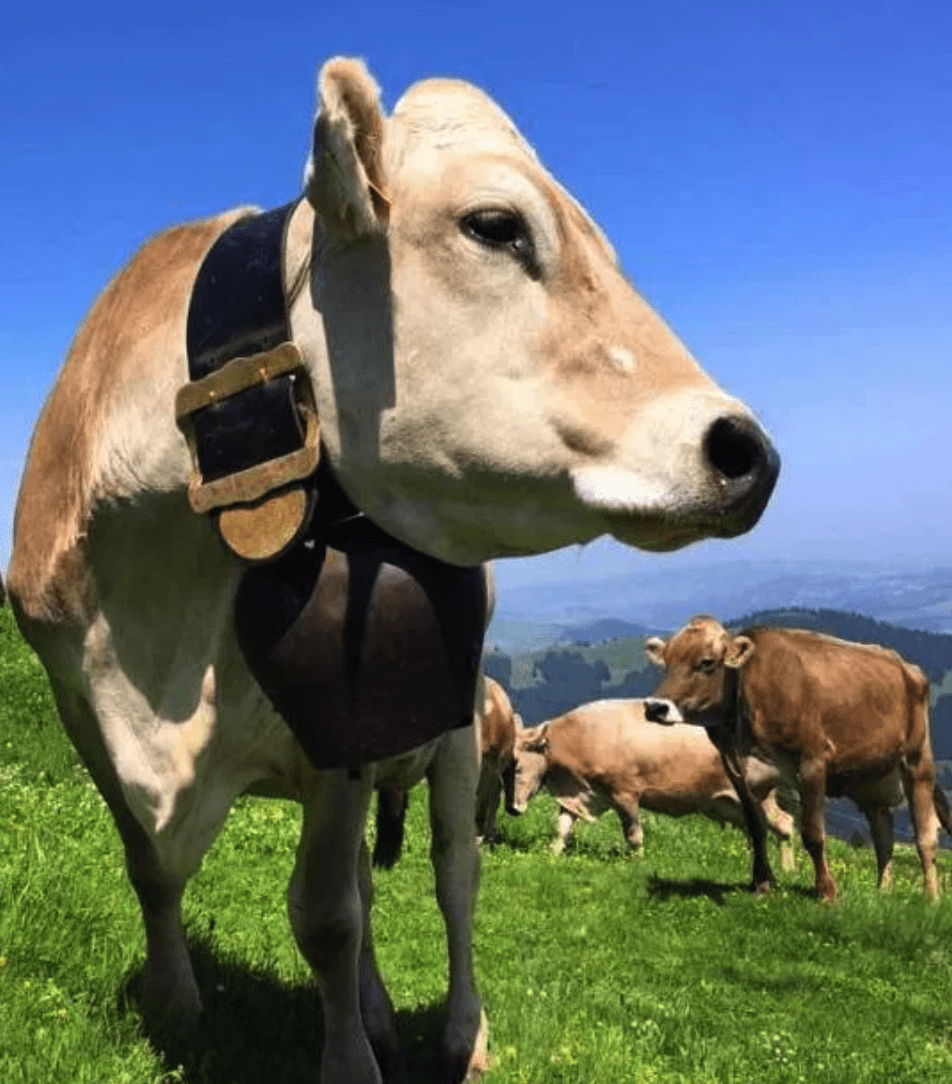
[727,607,952,683]
[560,618,658,643]
[490,560,952,648]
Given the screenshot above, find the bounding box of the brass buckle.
[175,341,320,516]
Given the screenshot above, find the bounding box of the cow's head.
[289,58,780,565]
[644,616,755,726]
[507,722,550,815]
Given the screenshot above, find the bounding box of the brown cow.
[508,698,795,865]
[645,616,952,900]
[475,678,519,843]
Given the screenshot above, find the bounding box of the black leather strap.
[185,202,304,486]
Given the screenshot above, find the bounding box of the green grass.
[2,606,952,1082]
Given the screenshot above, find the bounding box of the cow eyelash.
[697,658,717,674]
[461,208,537,270]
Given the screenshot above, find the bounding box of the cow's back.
[741,627,929,772]
[546,700,725,794]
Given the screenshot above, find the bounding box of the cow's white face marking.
[570,465,670,513]
[607,346,637,373]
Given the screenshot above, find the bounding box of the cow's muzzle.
[703,415,780,535]
[643,698,683,725]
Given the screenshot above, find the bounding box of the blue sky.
[3,1,950,592]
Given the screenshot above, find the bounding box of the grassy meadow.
[2,606,952,1083]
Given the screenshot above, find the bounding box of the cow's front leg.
[357,836,399,1083]
[289,769,382,1084]
[427,726,490,1082]
[719,750,773,893]
[614,797,644,854]
[552,809,577,855]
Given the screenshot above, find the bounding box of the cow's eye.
[697,658,717,674]
[462,209,535,266]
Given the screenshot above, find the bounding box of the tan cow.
[508,698,794,865]
[475,677,519,843]
[645,616,952,900]
[7,56,778,1084]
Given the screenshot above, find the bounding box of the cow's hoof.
[443,1008,492,1083]
[752,880,772,897]
[140,967,203,1034]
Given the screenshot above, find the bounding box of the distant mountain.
[489,560,952,650]
[560,617,657,644]
[727,607,952,683]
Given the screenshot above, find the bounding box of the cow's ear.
[725,635,755,669]
[644,637,667,667]
[525,723,549,753]
[305,57,390,238]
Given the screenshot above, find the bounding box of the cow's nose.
[644,698,672,724]
[703,415,780,531]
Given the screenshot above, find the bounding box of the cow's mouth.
[574,412,780,550]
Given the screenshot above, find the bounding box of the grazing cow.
[645,616,952,900]
[7,56,778,1084]
[508,698,795,865]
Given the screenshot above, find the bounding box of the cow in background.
[475,678,519,843]
[507,698,795,864]
[645,616,952,900]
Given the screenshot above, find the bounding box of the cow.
[644,616,952,901]
[475,678,519,843]
[507,698,795,866]
[6,56,778,1084]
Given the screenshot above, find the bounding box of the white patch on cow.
[571,463,670,512]
[607,346,637,373]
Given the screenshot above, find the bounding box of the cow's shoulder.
[8,208,255,626]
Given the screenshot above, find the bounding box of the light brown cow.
[645,616,952,900]
[508,698,795,865]
[7,56,778,1084]
[475,677,519,843]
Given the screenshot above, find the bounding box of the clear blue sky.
[3,1,950,590]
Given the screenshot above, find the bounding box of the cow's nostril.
[704,415,768,481]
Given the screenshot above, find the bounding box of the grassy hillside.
[3,607,952,1082]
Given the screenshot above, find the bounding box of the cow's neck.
[180,200,489,772]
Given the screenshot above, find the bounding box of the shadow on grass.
[647,874,818,903]
[646,874,750,904]
[122,937,459,1084]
